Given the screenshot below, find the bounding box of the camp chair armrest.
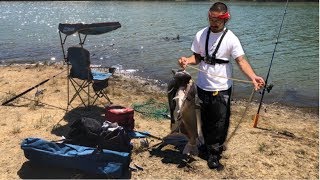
[90,66,116,74]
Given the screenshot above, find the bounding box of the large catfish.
[166,69,204,155]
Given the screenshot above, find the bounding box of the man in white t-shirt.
[178,2,265,170]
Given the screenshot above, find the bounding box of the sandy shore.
[0,63,318,179]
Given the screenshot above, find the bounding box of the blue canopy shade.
[58,22,121,36]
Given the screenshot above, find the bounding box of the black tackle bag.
[65,117,132,153]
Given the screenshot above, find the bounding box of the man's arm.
[235,55,265,90]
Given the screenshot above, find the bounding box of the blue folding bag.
[21,138,130,178]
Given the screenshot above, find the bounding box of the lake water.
[0,1,318,108]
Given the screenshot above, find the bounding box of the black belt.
[197,86,231,97]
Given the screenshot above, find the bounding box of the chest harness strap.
[202,28,229,65]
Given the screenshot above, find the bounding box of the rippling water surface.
[0,1,318,108]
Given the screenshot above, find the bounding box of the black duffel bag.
[65,117,132,153]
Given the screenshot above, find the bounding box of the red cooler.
[105,105,134,130]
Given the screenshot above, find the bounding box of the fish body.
[167,70,203,155]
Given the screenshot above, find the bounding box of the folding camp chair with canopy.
[58,22,121,108]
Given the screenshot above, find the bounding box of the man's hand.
[252,75,265,91]
[178,57,188,69]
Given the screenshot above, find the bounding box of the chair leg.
[68,77,112,107]
[92,90,112,105]
[101,92,112,104]
[68,78,91,107]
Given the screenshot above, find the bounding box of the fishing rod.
[2,69,67,106]
[0,89,69,111]
[252,0,289,128]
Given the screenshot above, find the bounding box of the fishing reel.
[266,83,274,93]
[259,83,274,94]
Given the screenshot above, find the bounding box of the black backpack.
[65,117,132,153]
